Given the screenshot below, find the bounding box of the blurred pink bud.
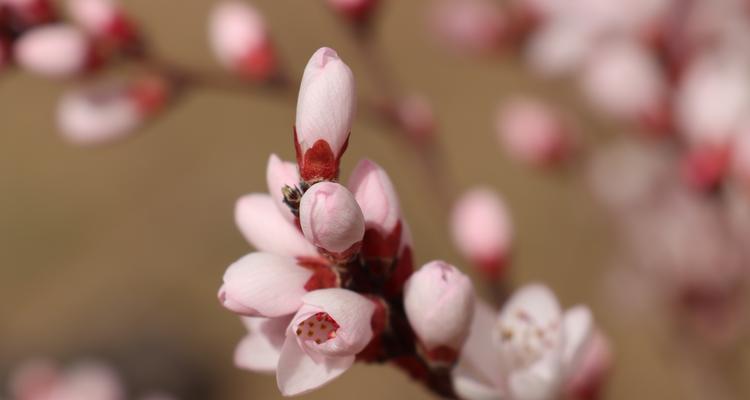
[496,97,575,167]
[46,362,125,400]
[15,24,97,78]
[676,54,750,147]
[234,193,318,258]
[277,288,375,396]
[9,359,60,400]
[565,330,613,400]
[66,0,139,47]
[219,252,315,318]
[451,187,513,280]
[326,0,379,22]
[295,47,355,182]
[403,260,475,359]
[430,0,508,55]
[348,159,401,237]
[235,315,291,373]
[395,94,436,144]
[526,19,595,77]
[299,181,365,258]
[266,154,301,223]
[581,40,666,123]
[57,77,168,145]
[209,1,277,81]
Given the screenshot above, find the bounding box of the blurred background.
[1,0,749,399]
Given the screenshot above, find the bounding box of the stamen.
[296,312,340,345]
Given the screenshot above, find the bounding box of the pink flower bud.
[294,47,356,182]
[403,260,475,358]
[347,159,401,238]
[277,288,375,396]
[581,39,666,123]
[676,54,750,147]
[299,182,365,258]
[208,1,277,81]
[430,0,508,55]
[15,24,97,78]
[265,154,301,223]
[451,188,513,280]
[496,97,575,167]
[66,0,139,47]
[57,77,168,145]
[326,0,380,22]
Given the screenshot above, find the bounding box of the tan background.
[1,0,748,399]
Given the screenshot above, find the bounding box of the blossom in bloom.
[208,0,277,81]
[496,97,575,167]
[56,76,169,145]
[299,181,365,259]
[451,187,513,280]
[66,0,139,48]
[277,288,375,396]
[326,0,380,23]
[429,0,508,55]
[295,47,356,182]
[452,284,595,400]
[404,260,475,362]
[14,24,97,78]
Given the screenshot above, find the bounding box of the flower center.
[295,312,340,345]
[494,308,560,369]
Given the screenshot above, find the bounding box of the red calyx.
[236,41,277,81]
[298,256,339,291]
[294,127,349,182]
[681,145,730,193]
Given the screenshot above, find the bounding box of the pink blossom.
[676,54,750,147]
[235,193,318,258]
[453,284,595,400]
[10,359,125,400]
[56,78,167,145]
[276,288,375,396]
[496,97,575,167]
[208,1,276,81]
[265,154,301,223]
[580,39,666,122]
[404,261,475,359]
[299,181,365,258]
[429,0,508,55]
[526,19,595,78]
[218,252,316,318]
[347,159,401,239]
[66,0,138,46]
[451,187,513,280]
[14,24,96,78]
[295,47,356,182]
[235,315,292,373]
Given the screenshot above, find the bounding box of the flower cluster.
[218,46,605,399]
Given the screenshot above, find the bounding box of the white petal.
[235,316,291,373]
[453,300,506,393]
[562,306,594,370]
[508,355,563,400]
[276,336,354,396]
[300,288,375,356]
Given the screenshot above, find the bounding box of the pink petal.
[276,335,354,396]
[265,154,301,222]
[503,284,562,327]
[219,252,313,317]
[347,159,401,235]
[299,182,365,254]
[235,316,291,373]
[15,24,90,78]
[561,306,594,370]
[235,193,318,258]
[452,299,506,397]
[507,355,563,400]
